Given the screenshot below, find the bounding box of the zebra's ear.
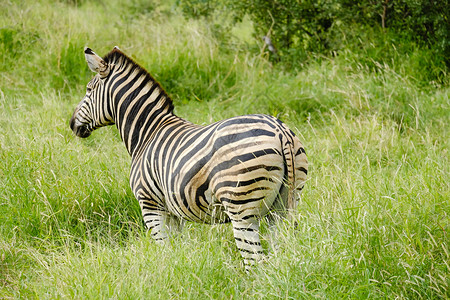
[84,47,110,77]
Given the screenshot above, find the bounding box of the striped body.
[71,47,308,268]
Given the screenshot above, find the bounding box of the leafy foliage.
[338,0,449,60]
[230,0,336,54]
[179,0,449,75]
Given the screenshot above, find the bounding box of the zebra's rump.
[137,114,306,224]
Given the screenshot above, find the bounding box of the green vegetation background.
[0,0,448,298]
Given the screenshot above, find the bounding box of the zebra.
[70,46,308,269]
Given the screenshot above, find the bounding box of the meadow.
[0,0,449,298]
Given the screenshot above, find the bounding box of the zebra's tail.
[280,129,308,219]
[282,136,296,214]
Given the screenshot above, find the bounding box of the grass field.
[1,0,449,298]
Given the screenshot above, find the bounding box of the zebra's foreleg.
[166,215,185,235]
[143,211,171,244]
[139,199,172,244]
[147,214,185,244]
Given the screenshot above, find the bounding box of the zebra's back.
[132,114,307,224]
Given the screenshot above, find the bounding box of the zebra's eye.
[86,87,92,93]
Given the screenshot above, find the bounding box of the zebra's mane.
[103,48,174,112]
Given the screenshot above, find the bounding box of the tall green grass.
[1,0,449,298]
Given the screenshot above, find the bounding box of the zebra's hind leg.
[228,216,264,271]
[263,184,289,255]
[265,213,282,255]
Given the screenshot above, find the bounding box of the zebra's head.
[70,47,115,138]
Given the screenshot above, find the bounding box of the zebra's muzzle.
[75,125,92,138]
[70,115,92,138]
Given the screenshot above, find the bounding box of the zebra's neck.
[109,64,176,158]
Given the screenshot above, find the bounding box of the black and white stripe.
[70,47,308,268]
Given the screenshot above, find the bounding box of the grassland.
[0,0,449,299]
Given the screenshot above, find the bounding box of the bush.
[178,0,449,75]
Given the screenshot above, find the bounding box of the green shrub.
[178,0,449,76]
